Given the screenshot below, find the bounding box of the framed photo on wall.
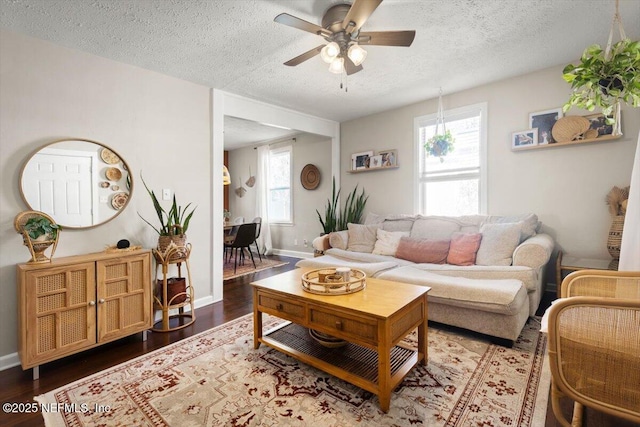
[369,154,383,168]
[529,108,562,144]
[584,113,614,136]
[351,150,373,170]
[512,129,538,150]
[377,149,397,167]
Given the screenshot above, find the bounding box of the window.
[268,145,292,223]
[414,102,487,216]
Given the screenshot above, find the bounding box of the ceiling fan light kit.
[275,0,415,85]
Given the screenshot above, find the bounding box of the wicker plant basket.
[14,210,59,263]
[157,277,187,305]
[607,215,624,259]
[157,225,187,260]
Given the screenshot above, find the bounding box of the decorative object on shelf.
[351,150,373,171]
[511,129,538,150]
[316,177,368,234]
[424,89,455,162]
[245,167,255,188]
[100,147,120,164]
[158,277,187,304]
[551,116,591,142]
[529,108,563,144]
[111,192,128,210]
[308,328,348,348]
[605,185,630,258]
[14,210,60,263]
[301,267,366,295]
[111,184,120,191]
[117,239,130,249]
[105,167,122,181]
[104,243,142,253]
[100,181,110,188]
[585,113,615,136]
[138,174,196,261]
[378,149,397,167]
[562,0,638,134]
[300,164,320,190]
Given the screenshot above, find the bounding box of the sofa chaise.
[297,213,554,345]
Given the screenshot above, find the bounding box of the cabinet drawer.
[309,305,377,344]
[256,291,305,323]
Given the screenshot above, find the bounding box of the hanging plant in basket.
[424,129,455,162]
[562,2,639,131]
[563,40,640,118]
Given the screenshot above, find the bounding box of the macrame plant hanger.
[434,88,447,136]
[605,0,626,135]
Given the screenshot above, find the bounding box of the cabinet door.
[96,253,151,342]
[23,262,96,367]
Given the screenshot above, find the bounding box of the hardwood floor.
[0,256,632,426]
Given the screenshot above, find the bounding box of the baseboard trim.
[271,249,312,259]
[0,352,20,371]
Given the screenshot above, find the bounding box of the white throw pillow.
[475,222,522,266]
[372,229,409,256]
[347,223,381,253]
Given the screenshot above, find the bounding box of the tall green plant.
[138,174,196,236]
[316,177,368,234]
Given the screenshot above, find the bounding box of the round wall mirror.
[20,138,133,229]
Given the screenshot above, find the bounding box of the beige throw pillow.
[372,229,409,256]
[475,222,522,266]
[347,223,381,253]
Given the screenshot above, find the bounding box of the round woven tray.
[301,268,366,295]
[552,116,590,142]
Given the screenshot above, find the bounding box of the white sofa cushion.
[378,266,528,316]
[372,229,409,255]
[347,223,380,253]
[476,222,522,266]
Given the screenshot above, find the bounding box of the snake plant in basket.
[316,177,368,234]
[138,174,196,259]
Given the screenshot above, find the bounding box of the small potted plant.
[138,174,196,260]
[424,129,455,162]
[562,39,640,130]
[14,211,61,263]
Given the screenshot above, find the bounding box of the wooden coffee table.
[251,268,430,413]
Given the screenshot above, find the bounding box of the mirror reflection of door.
[22,147,97,226]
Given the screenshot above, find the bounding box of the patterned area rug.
[35,314,550,427]
[223,257,288,280]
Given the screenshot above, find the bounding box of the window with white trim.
[268,145,292,223]
[415,102,487,216]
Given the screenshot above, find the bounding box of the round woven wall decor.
[301,164,320,190]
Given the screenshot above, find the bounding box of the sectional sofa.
[297,213,554,345]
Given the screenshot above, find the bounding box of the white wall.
[228,133,333,255]
[0,30,213,364]
[341,65,640,263]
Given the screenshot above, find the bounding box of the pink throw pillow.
[447,232,482,266]
[395,237,450,264]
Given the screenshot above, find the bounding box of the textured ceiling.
[2,0,639,146]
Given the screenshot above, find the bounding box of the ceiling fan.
[274,0,415,75]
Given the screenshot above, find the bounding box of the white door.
[22,149,95,226]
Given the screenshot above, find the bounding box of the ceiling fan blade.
[344,56,364,75]
[357,30,416,47]
[342,0,383,34]
[283,45,324,66]
[274,13,330,37]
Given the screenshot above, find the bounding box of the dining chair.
[224,222,257,273]
[252,217,262,262]
[547,269,640,427]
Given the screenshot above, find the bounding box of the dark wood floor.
[0,256,632,426]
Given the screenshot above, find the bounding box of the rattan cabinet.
[17,249,152,379]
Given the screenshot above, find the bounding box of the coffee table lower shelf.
[260,322,419,401]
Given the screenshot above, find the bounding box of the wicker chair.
[547,270,640,427]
